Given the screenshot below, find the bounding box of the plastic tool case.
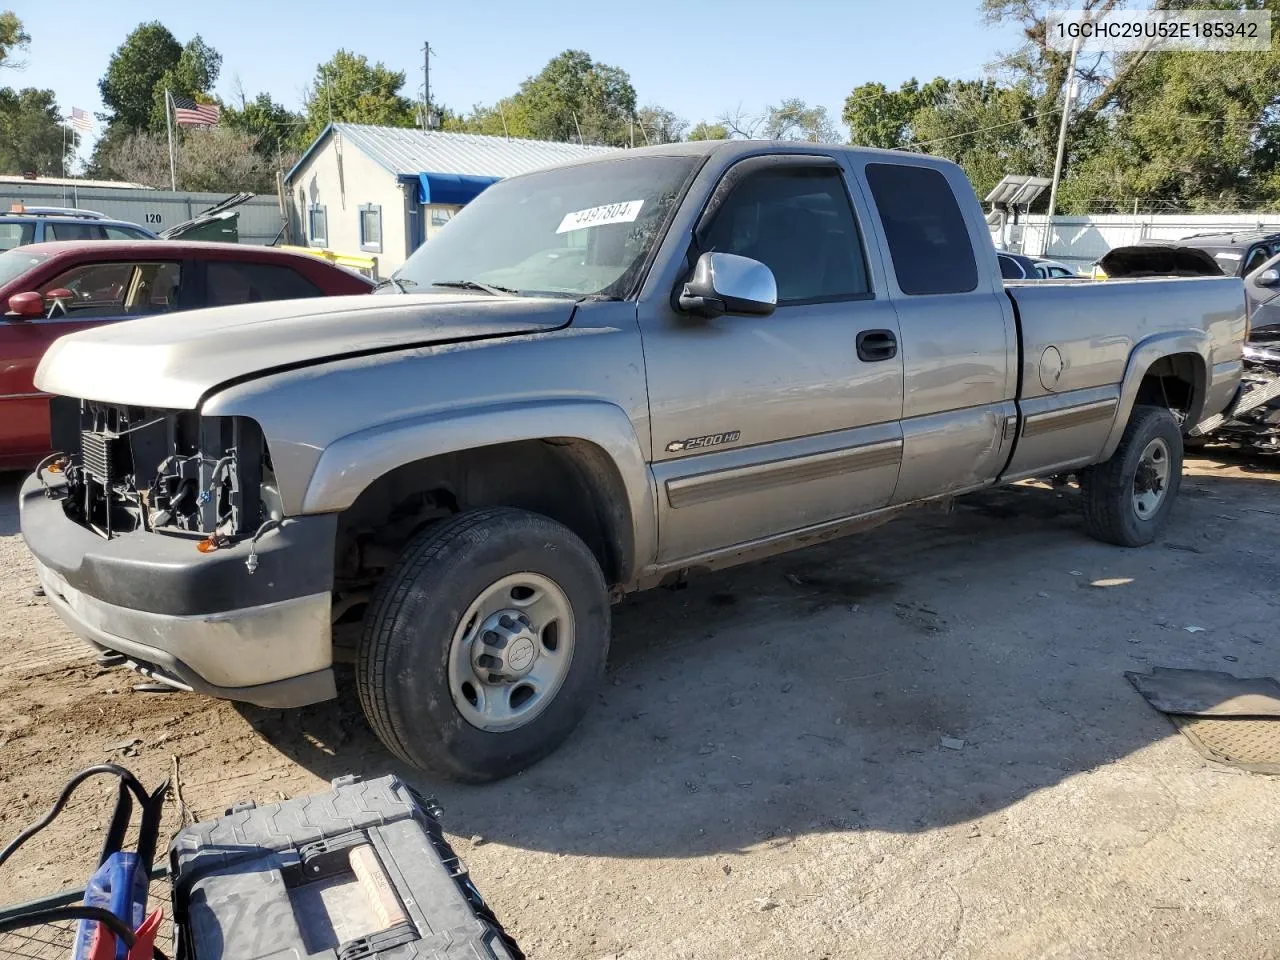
[168,775,521,960]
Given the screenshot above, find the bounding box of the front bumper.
[19,473,338,708]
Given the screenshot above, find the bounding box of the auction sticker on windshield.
[557,200,644,234]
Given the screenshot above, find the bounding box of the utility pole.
[1043,33,1081,253]
[422,41,432,131]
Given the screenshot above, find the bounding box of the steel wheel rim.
[1132,437,1171,520]
[447,572,575,733]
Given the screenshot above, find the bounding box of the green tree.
[718,99,839,142]
[635,105,686,144]
[843,78,949,149]
[224,88,304,167]
[0,10,29,70]
[148,35,223,131]
[0,87,76,175]
[1058,44,1280,212]
[507,50,637,145]
[761,98,838,142]
[906,81,1040,200]
[687,121,729,141]
[300,50,416,144]
[99,22,183,130]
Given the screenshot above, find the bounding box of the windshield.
[391,155,701,298]
[0,248,47,288]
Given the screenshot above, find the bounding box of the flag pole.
[165,88,177,191]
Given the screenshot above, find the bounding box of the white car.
[1030,257,1081,279]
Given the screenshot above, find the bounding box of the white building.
[285,124,617,275]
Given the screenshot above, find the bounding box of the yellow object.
[278,245,378,278]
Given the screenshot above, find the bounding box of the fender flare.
[1098,329,1210,461]
[299,398,658,577]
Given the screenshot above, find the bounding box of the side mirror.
[678,252,777,318]
[1257,268,1280,287]
[6,291,44,319]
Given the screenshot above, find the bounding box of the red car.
[0,240,373,470]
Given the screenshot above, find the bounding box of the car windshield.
[390,155,702,298]
[0,248,47,288]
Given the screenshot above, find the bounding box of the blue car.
[0,205,157,251]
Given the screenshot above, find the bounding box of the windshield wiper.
[431,279,519,296]
[373,276,417,293]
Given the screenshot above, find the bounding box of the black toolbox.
[169,774,521,960]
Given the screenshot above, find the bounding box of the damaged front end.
[44,396,283,545]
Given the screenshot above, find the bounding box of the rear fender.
[300,398,657,574]
[1099,330,1210,461]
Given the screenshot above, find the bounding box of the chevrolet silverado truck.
[20,142,1246,781]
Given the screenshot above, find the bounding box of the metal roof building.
[285,123,618,273]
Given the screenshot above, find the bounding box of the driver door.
[641,155,905,563]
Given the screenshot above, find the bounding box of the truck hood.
[35,292,575,409]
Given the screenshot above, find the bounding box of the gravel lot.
[1,456,1278,959]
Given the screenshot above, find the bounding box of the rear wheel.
[1079,405,1183,547]
[356,507,610,781]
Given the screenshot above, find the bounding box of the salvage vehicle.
[0,240,373,470]
[20,141,1247,781]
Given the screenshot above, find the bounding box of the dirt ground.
[1,455,1278,960]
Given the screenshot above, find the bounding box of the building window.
[430,206,454,228]
[308,205,328,247]
[359,204,382,252]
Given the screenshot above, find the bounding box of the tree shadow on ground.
[175,470,1280,857]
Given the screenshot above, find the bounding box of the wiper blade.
[373,276,417,293]
[431,279,519,296]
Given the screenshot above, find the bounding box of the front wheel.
[356,507,610,781]
[1079,405,1183,547]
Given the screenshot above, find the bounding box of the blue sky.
[14,0,1025,158]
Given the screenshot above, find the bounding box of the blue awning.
[417,172,500,205]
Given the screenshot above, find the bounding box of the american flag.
[171,94,221,127]
[69,107,92,132]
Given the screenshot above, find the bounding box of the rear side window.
[48,222,107,241]
[0,221,35,250]
[105,225,152,240]
[205,261,323,307]
[700,167,871,304]
[865,163,978,295]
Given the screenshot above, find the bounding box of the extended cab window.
[865,163,978,296]
[701,167,870,304]
[204,261,322,306]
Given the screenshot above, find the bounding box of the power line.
[904,108,1061,149]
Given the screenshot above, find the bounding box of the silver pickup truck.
[20,141,1246,781]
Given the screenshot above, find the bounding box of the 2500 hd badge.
[665,430,741,453]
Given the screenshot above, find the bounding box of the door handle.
[856,329,898,362]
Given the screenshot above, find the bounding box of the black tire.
[1079,405,1183,547]
[356,507,610,782]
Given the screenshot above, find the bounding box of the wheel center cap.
[472,609,540,681]
[507,636,536,673]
